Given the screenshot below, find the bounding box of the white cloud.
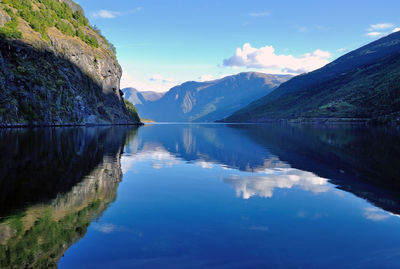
[364,208,389,221]
[224,168,329,199]
[120,70,177,93]
[92,9,122,19]
[336,48,348,53]
[311,49,331,58]
[198,74,214,82]
[296,26,309,33]
[223,43,331,74]
[315,25,330,31]
[366,23,399,38]
[367,31,384,37]
[149,74,177,83]
[92,8,142,19]
[248,11,270,17]
[368,23,394,31]
[150,74,163,81]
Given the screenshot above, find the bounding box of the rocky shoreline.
[0,122,143,128]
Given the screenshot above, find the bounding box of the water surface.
[1,124,400,268]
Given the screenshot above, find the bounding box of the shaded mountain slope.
[224,32,400,123]
[135,72,292,122]
[122,88,147,105]
[140,91,165,101]
[121,88,164,105]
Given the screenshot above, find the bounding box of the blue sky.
[78,0,400,92]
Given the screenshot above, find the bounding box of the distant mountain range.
[223,31,400,123]
[125,72,292,122]
[122,88,165,105]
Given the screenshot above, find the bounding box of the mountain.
[121,88,164,105]
[135,72,292,122]
[140,91,165,102]
[223,32,400,123]
[122,88,147,105]
[0,0,140,126]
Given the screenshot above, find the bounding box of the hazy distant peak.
[121,88,166,105]
[140,91,166,102]
[134,72,292,122]
[121,88,144,105]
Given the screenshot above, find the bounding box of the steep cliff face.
[0,0,140,125]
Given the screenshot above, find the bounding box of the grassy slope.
[225,33,400,123]
[124,99,141,123]
[0,0,114,52]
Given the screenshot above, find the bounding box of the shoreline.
[3,118,400,128]
[0,122,144,129]
[219,117,400,125]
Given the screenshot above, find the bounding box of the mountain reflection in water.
[1,124,400,268]
[0,127,138,268]
[125,124,400,211]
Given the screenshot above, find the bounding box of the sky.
[77,0,400,92]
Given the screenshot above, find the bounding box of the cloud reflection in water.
[121,141,330,200]
[224,168,329,199]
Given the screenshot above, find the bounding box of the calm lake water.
[1,124,400,268]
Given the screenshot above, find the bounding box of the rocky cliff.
[0,0,141,125]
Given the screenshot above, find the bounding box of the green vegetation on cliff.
[0,0,115,52]
[0,8,22,39]
[0,0,141,125]
[124,99,141,123]
[224,32,400,124]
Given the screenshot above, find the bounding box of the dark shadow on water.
[0,126,136,216]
